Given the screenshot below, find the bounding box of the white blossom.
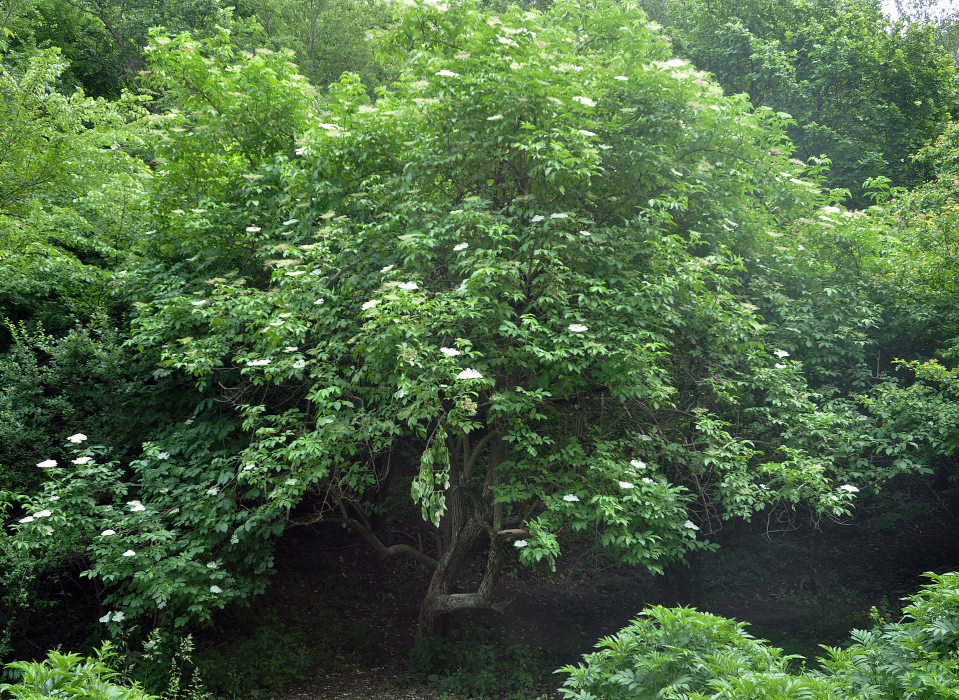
[128,500,146,512]
[34,510,51,518]
[550,212,569,219]
[285,478,297,486]
[157,452,170,460]
[487,114,504,121]
[67,433,87,444]
[457,368,484,380]
[435,69,460,77]
[37,459,57,469]
[774,350,790,358]
[112,611,125,622]
[292,359,307,369]
[440,347,462,357]
[531,215,545,223]
[775,363,786,369]
[573,96,596,107]
[619,481,635,489]
[578,129,596,137]
[562,494,580,502]
[283,219,299,226]
[685,520,700,531]
[840,484,860,493]
[642,477,655,485]
[453,242,469,251]
[207,487,220,496]
[246,359,271,367]
[99,612,112,623]
[49,496,60,502]
[243,464,255,471]
[514,539,527,547]
[73,456,93,465]
[398,282,419,290]
[122,550,136,557]
[380,264,395,273]
[101,529,116,537]
[498,36,518,47]
[579,230,591,236]
[630,459,646,469]
[210,585,223,594]
[314,298,325,305]
[245,226,261,233]
[362,299,380,311]
[613,75,628,81]
[284,346,298,353]
[19,516,34,524]
[568,323,588,333]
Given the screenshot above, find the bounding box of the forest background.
[5,0,959,697]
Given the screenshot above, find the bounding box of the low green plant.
[407,636,543,698]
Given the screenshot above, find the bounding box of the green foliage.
[0,644,154,700]
[407,636,542,698]
[0,322,153,493]
[654,0,959,205]
[0,48,148,339]
[236,0,397,89]
[557,606,812,699]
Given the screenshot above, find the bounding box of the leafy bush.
[0,644,153,700]
[559,572,959,699]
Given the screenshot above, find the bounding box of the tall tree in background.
[651,0,959,205]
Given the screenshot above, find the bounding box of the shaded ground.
[196,484,959,699]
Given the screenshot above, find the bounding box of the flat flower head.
[775,363,786,369]
[397,282,419,290]
[568,324,588,333]
[619,481,635,489]
[435,69,460,77]
[531,215,544,222]
[642,477,655,485]
[685,520,700,531]
[457,368,483,380]
[245,226,261,233]
[67,433,87,444]
[486,114,504,121]
[37,459,57,469]
[101,529,116,537]
[562,494,580,502]
[73,456,92,465]
[453,242,469,251]
[112,611,125,622]
[122,550,136,557]
[99,612,112,624]
[513,539,527,548]
[573,96,596,107]
[774,350,790,358]
[128,500,146,512]
[34,510,51,518]
[440,347,461,357]
[210,585,223,594]
[361,299,380,311]
[840,484,860,493]
[578,130,596,137]
[19,516,34,523]
[613,75,628,81]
